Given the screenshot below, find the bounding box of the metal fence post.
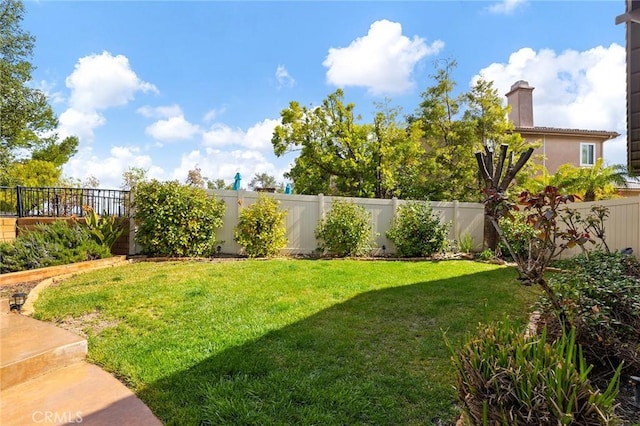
[15,186,23,217]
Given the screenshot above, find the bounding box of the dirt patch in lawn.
[56,311,120,338]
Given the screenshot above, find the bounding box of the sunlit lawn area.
[34,259,539,425]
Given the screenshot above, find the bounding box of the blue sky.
[24,0,626,189]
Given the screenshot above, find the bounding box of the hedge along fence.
[208,189,486,256]
[3,217,133,256]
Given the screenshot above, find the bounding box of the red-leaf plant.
[483,186,594,315]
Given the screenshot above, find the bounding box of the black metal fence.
[0,186,131,218]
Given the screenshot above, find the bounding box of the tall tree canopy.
[271,89,425,198]
[0,0,78,185]
[272,61,529,201]
[248,172,279,190]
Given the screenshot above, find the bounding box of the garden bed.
[0,256,127,286]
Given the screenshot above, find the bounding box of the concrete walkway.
[0,306,161,425]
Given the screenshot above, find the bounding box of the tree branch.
[498,147,534,192]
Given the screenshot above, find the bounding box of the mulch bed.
[0,280,40,299]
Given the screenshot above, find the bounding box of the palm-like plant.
[571,159,629,201]
[528,159,630,202]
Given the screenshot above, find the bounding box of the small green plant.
[316,200,373,257]
[386,201,449,257]
[134,180,226,257]
[450,320,621,425]
[477,249,493,261]
[234,195,288,258]
[458,232,474,253]
[81,207,124,250]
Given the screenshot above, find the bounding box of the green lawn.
[34,259,539,425]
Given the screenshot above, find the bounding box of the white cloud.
[487,0,527,15]
[203,107,227,123]
[145,115,201,142]
[171,149,281,185]
[63,145,164,189]
[58,51,157,142]
[202,118,279,151]
[58,109,105,143]
[276,65,296,89]
[474,43,626,165]
[66,52,157,112]
[323,20,443,95]
[137,104,183,119]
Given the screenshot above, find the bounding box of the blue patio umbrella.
[284,183,292,194]
[233,172,242,190]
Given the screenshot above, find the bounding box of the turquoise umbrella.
[233,173,242,190]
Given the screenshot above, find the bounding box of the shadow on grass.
[132,267,536,426]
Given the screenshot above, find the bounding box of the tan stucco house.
[506,80,620,175]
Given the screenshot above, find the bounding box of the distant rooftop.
[514,126,620,139]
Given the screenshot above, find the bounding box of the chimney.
[505,80,534,127]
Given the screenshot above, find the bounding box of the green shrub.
[498,212,537,259]
[386,201,449,257]
[0,221,110,273]
[477,248,494,261]
[135,180,226,257]
[540,251,640,376]
[234,195,287,258]
[451,320,620,425]
[316,200,373,257]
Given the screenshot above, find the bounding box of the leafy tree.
[185,166,205,188]
[2,159,61,187]
[206,178,231,190]
[411,60,474,201]
[0,0,78,185]
[272,90,424,198]
[272,89,374,197]
[121,167,148,191]
[413,62,531,202]
[248,172,278,190]
[371,100,426,199]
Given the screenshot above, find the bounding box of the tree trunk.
[584,189,596,202]
[483,210,499,251]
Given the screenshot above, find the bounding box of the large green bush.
[541,251,640,376]
[386,201,449,257]
[0,221,110,273]
[234,195,287,258]
[316,200,373,257]
[134,180,226,257]
[451,320,620,425]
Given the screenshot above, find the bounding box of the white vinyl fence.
[129,190,640,258]
[208,190,486,256]
[556,196,640,258]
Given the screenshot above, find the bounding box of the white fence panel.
[557,196,640,258]
[207,190,486,256]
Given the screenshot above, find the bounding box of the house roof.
[514,126,620,140]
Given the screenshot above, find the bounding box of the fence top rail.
[1,186,131,218]
[0,185,130,194]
